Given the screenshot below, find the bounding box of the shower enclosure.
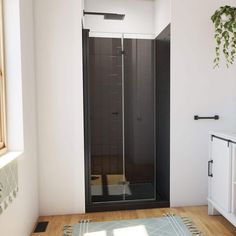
[83,27,170,212]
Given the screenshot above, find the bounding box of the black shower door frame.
[83,29,170,212]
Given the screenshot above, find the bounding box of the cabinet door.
[231,144,236,214]
[211,138,232,212]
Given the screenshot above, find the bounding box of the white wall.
[34,0,236,215]
[84,0,155,35]
[154,0,171,36]
[0,0,39,235]
[82,0,84,13]
[34,0,85,215]
[170,0,236,206]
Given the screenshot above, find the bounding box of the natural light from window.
[85,230,107,236]
[84,225,149,236]
[0,0,7,156]
[114,225,149,236]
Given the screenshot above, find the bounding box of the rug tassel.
[63,219,92,236]
[181,216,202,236]
[63,225,73,236]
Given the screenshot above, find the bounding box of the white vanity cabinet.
[208,132,236,227]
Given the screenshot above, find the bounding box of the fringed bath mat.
[63,213,202,236]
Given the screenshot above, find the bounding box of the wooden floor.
[32,206,236,236]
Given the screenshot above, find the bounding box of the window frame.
[0,0,7,155]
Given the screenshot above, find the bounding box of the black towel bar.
[194,115,219,120]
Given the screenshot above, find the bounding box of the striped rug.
[63,213,202,236]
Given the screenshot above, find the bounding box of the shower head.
[104,13,125,20]
[84,11,125,21]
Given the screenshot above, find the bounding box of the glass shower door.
[124,38,156,201]
[89,37,125,202]
[88,35,156,203]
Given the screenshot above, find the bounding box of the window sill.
[0,151,23,169]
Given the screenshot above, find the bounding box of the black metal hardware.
[112,112,119,115]
[194,115,219,120]
[208,160,213,177]
[120,50,126,55]
[211,135,236,146]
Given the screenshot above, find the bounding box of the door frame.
[82,28,170,212]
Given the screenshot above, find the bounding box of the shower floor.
[91,174,156,203]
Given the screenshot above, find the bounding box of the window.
[0,0,7,155]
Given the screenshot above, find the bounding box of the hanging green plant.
[211,5,236,68]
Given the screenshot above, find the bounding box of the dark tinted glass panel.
[156,30,170,202]
[89,37,124,202]
[124,39,155,200]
